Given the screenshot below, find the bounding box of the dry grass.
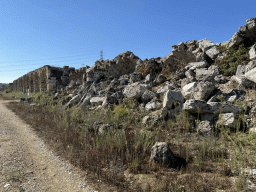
[2,90,256,191]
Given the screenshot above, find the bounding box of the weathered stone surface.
[145,74,155,83]
[160,47,196,72]
[129,72,144,83]
[90,97,105,105]
[217,113,238,127]
[154,75,167,85]
[145,101,162,111]
[150,142,176,167]
[214,75,227,84]
[185,70,195,78]
[141,90,158,102]
[205,46,220,59]
[197,120,213,136]
[163,90,184,109]
[183,100,212,114]
[182,82,215,100]
[151,107,168,120]
[102,96,118,106]
[181,82,197,99]
[119,75,129,85]
[249,127,256,134]
[249,44,256,60]
[79,97,91,108]
[123,83,151,99]
[186,61,209,70]
[196,39,214,52]
[226,32,244,49]
[195,67,219,82]
[231,75,255,88]
[66,94,82,107]
[236,65,247,76]
[156,85,172,94]
[245,61,256,72]
[86,51,141,82]
[207,102,240,114]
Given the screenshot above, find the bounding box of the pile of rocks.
[35,18,256,173]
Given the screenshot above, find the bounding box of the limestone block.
[196,39,214,52]
[156,85,172,94]
[163,90,184,109]
[90,97,105,105]
[249,44,256,60]
[217,113,238,127]
[236,65,246,76]
[66,94,82,107]
[205,46,220,59]
[186,61,209,70]
[234,74,256,89]
[197,121,213,136]
[195,68,219,82]
[123,83,151,99]
[214,75,227,84]
[226,32,244,49]
[207,102,240,114]
[150,142,176,167]
[145,101,162,111]
[141,90,158,102]
[182,82,197,99]
[245,61,256,73]
[183,99,212,114]
[153,75,167,85]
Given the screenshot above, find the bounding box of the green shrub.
[216,43,250,76]
[113,105,129,120]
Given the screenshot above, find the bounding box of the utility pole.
[100,50,103,60]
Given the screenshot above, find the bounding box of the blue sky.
[0,0,255,83]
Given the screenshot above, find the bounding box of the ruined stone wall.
[11,65,85,93]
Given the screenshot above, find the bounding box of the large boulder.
[183,100,212,114]
[196,39,214,52]
[205,46,220,59]
[195,66,219,82]
[163,90,184,109]
[145,101,162,111]
[123,83,151,99]
[160,46,196,72]
[141,90,158,103]
[249,44,256,60]
[207,102,240,114]
[182,81,215,100]
[226,32,244,49]
[150,142,176,167]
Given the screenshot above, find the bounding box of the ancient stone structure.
[10,65,81,93]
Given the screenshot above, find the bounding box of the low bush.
[216,43,250,76]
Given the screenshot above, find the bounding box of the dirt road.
[0,100,99,192]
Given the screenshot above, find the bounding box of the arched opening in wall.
[40,70,47,92]
[29,75,34,93]
[34,72,40,93]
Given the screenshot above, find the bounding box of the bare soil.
[0,100,117,192]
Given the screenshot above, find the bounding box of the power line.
[0,55,99,69]
[0,53,99,64]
